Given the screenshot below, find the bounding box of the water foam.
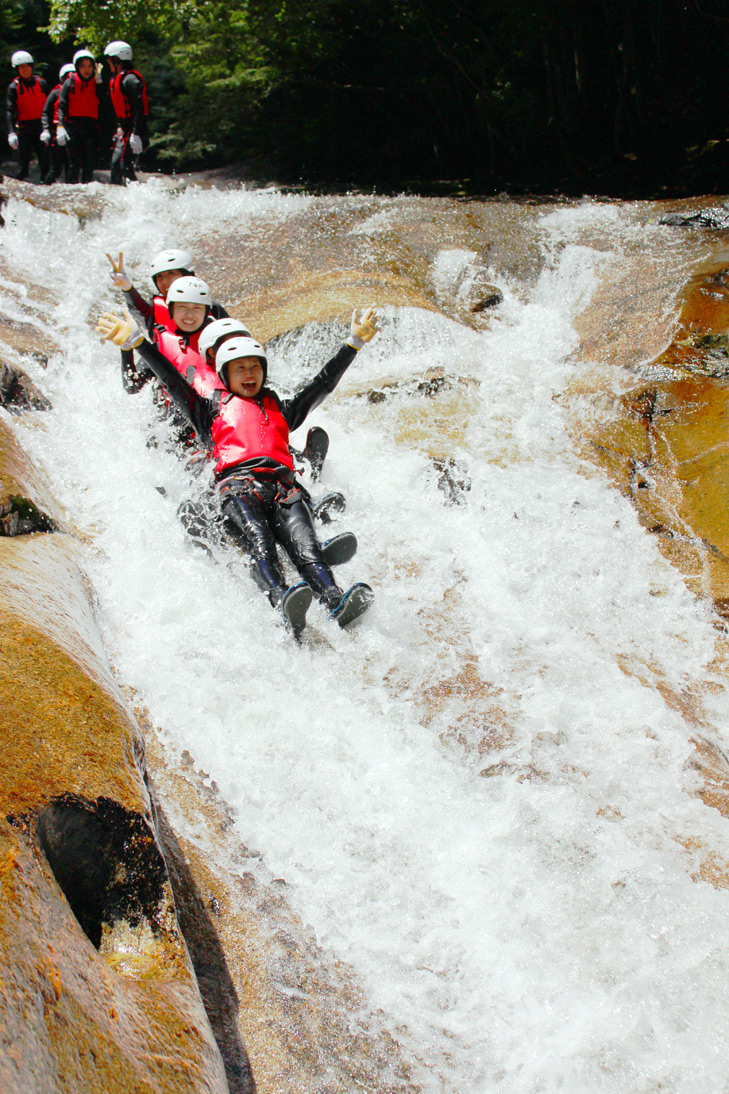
[6,185,729,1093]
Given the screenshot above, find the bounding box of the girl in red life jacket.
[106,248,230,338]
[56,49,102,184]
[96,306,380,635]
[119,275,218,453]
[6,50,49,182]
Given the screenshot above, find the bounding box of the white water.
[5,182,729,1092]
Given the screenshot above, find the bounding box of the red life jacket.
[50,84,61,126]
[152,296,175,335]
[109,69,149,122]
[66,74,99,119]
[156,329,206,379]
[13,76,45,123]
[211,392,293,477]
[187,362,225,399]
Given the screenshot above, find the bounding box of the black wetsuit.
[41,83,70,183]
[6,75,49,182]
[57,75,101,184]
[135,336,358,608]
[109,68,148,185]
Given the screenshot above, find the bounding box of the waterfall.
[3,180,729,1093]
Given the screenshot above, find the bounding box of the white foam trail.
[6,185,729,1093]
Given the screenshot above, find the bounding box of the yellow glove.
[96,306,144,349]
[349,307,380,349]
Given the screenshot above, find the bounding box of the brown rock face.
[567,212,729,607]
[0,523,229,1087]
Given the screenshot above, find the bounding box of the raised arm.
[105,252,154,327]
[281,308,380,432]
[96,308,214,440]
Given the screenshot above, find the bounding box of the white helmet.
[73,49,95,67]
[11,51,34,67]
[104,40,133,61]
[166,276,212,307]
[150,248,194,283]
[59,63,75,80]
[215,336,268,378]
[198,318,252,360]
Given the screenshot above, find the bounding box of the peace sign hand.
[105,250,132,291]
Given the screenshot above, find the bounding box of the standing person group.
[5,40,148,185]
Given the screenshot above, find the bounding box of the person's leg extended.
[222,489,288,606]
[274,497,342,610]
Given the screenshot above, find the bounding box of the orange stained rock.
[0,824,228,1094]
[0,416,63,527]
[0,537,147,815]
[233,267,436,343]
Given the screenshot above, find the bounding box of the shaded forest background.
[3,0,729,196]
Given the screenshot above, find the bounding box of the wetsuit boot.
[304,426,329,481]
[328,584,375,628]
[319,532,357,566]
[313,492,346,523]
[280,583,313,637]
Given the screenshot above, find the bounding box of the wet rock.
[0,495,56,536]
[0,390,230,1093]
[0,314,60,360]
[357,366,476,405]
[0,535,229,1094]
[660,204,729,229]
[0,417,65,533]
[192,194,543,340]
[0,361,51,411]
[472,285,504,311]
[431,457,471,506]
[568,244,729,605]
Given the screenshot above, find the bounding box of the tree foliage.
[20,0,729,193]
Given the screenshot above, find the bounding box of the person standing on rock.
[40,62,74,184]
[103,40,148,186]
[56,50,102,184]
[6,50,49,182]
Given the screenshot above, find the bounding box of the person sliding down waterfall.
[96,305,380,636]
[197,317,343,523]
[108,251,335,487]
[107,248,229,340]
[108,249,227,399]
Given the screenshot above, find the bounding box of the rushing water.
[4,181,729,1092]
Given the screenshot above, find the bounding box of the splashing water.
[4,180,729,1093]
